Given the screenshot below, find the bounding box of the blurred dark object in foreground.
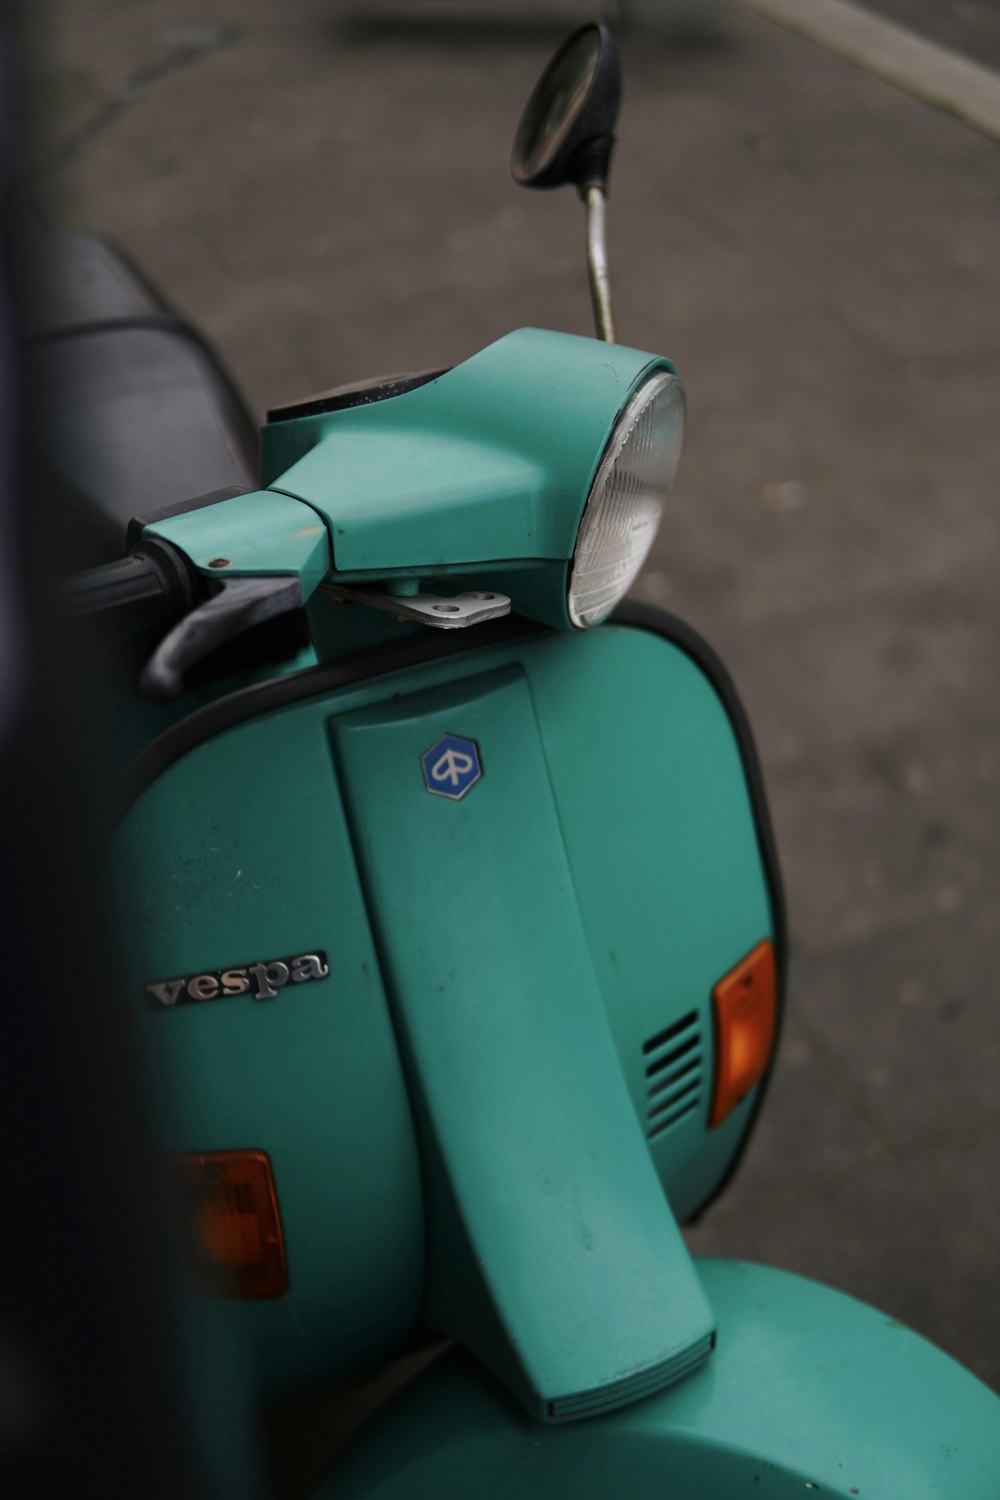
[0,17,253,1499]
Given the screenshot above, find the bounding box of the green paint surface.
[261,328,671,576]
[116,700,425,1398]
[145,488,331,589]
[115,622,771,1404]
[333,664,714,1419]
[139,330,677,635]
[327,1259,1000,1499]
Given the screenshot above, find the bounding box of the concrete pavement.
[849,0,1000,70]
[26,0,1000,1413]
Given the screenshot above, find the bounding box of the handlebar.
[56,537,304,700]
[55,538,194,637]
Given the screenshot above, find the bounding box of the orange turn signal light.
[170,1149,287,1299]
[709,939,777,1129]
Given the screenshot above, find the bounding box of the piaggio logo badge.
[421,733,483,800]
[145,951,329,1009]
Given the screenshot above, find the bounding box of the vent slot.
[641,1011,704,1142]
[642,1011,698,1056]
[647,1096,700,1141]
[644,1032,698,1079]
[648,1054,699,1101]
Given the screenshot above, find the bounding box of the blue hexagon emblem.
[421,733,483,800]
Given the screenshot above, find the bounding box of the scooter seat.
[21,228,258,559]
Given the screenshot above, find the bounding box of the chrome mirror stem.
[584,185,617,343]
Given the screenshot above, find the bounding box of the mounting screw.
[207,557,231,569]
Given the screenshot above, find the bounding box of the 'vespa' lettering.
[145,950,329,1010]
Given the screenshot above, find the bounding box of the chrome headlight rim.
[567,367,685,630]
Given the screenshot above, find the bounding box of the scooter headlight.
[567,369,685,628]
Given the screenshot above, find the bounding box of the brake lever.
[140,574,301,701]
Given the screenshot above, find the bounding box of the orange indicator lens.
[709,939,777,1129]
[170,1149,287,1299]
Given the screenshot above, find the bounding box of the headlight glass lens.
[567,370,685,628]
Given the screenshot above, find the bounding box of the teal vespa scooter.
[56,22,1000,1498]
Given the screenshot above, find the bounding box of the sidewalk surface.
[27,0,999,1400]
[855,0,1000,69]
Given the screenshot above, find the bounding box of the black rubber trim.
[116,614,547,815]
[115,601,784,1216]
[126,484,254,548]
[613,601,787,1223]
[267,367,449,423]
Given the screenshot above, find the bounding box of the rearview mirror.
[511,23,621,194]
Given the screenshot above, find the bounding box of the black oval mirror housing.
[511,23,621,195]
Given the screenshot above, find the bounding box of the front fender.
[326,1257,1000,1499]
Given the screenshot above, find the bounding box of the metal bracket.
[319,583,511,629]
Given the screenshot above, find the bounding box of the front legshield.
[331,664,715,1421]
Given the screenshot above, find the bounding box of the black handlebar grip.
[55,538,194,637]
